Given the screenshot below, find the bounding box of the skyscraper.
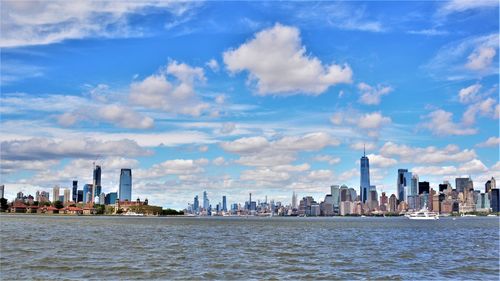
[456,177,473,193]
[485,177,496,193]
[292,191,297,209]
[119,169,132,201]
[0,185,4,199]
[222,196,227,212]
[330,185,340,212]
[52,186,60,203]
[83,184,93,203]
[72,180,78,202]
[360,149,370,203]
[193,195,199,212]
[63,188,71,203]
[92,165,101,203]
[491,189,499,213]
[397,169,412,202]
[203,191,209,210]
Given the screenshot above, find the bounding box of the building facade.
[119,169,132,201]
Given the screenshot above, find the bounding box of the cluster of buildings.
[185,150,500,217]
[1,166,151,215]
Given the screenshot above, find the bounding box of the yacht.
[407,207,439,220]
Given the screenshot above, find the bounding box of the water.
[1,215,499,280]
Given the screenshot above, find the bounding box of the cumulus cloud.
[314,155,341,165]
[307,170,333,181]
[130,60,210,116]
[466,47,497,71]
[357,82,393,105]
[476,137,500,148]
[1,138,151,161]
[365,154,397,168]
[136,158,209,180]
[220,136,269,154]
[420,109,477,136]
[380,142,476,164]
[241,168,291,182]
[0,1,199,47]
[223,23,352,95]
[462,97,498,126]
[349,141,377,152]
[206,59,219,72]
[424,33,498,80]
[331,110,392,137]
[1,159,59,174]
[458,83,482,104]
[212,157,226,166]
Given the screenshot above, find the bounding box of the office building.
[105,192,118,205]
[52,186,60,203]
[119,169,132,201]
[397,169,408,202]
[485,177,496,193]
[72,180,78,202]
[491,189,500,213]
[360,149,371,203]
[0,185,4,199]
[340,185,350,202]
[456,177,473,193]
[349,188,358,202]
[330,185,340,212]
[193,195,199,212]
[418,182,430,195]
[388,194,398,213]
[222,196,227,212]
[292,191,297,209]
[83,184,93,203]
[93,165,101,203]
[77,190,83,202]
[203,191,209,210]
[63,188,71,203]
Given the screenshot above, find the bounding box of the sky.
[1,0,499,209]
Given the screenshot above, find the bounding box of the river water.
[1,215,499,280]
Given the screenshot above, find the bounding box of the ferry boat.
[123,211,144,216]
[407,208,439,220]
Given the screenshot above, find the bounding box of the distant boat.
[487,214,496,217]
[123,211,144,216]
[360,215,366,218]
[461,214,477,217]
[407,207,439,220]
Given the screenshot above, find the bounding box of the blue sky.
[1,0,499,209]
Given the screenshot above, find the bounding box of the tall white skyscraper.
[53,186,60,203]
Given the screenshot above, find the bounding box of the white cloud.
[241,168,290,182]
[130,60,209,117]
[476,137,500,148]
[424,33,498,80]
[223,23,352,95]
[439,0,499,16]
[307,170,333,181]
[314,155,341,165]
[465,47,497,71]
[411,159,488,178]
[350,142,377,152]
[1,159,59,174]
[458,83,482,104]
[212,157,226,166]
[235,154,297,167]
[331,110,392,137]
[365,154,397,168]
[407,29,449,36]
[420,109,477,136]
[380,142,477,164]
[1,138,151,161]
[0,1,199,47]
[357,82,393,105]
[136,158,209,180]
[220,136,269,154]
[206,58,219,72]
[462,97,497,126]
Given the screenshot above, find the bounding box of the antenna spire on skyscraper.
[364,143,366,157]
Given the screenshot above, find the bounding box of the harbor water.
[1,215,499,280]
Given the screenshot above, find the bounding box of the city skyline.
[1,1,499,209]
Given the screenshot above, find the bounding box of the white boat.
[487,214,496,217]
[461,214,476,217]
[123,211,144,216]
[407,207,439,220]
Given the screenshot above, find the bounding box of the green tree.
[161,208,184,216]
[53,200,64,209]
[33,201,39,206]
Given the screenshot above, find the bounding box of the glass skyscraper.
[360,150,370,203]
[397,169,412,202]
[203,191,209,210]
[119,169,132,201]
[93,165,102,202]
[72,180,78,202]
[222,196,227,212]
[193,195,199,212]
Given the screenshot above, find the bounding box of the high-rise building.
[349,188,358,202]
[456,177,473,193]
[222,196,227,212]
[397,169,412,202]
[292,191,297,209]
[418,182,430,195]
[72,180,78,202]
[77,190,83,202]
[119,169,132,201]
[485,177,496,193]
[63,188,71,203]
[193,195,199,212]
[105,192,118,205]
[340,185,350,202]
[360,149,370,203]
[83,184,93,203]
[491,189,500,213]
[330,185,340,211]
[203,191,209,210]
[52,186,60,203]
[93,165,102,203]
[0,185,4,199]
[388,194,398,213]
